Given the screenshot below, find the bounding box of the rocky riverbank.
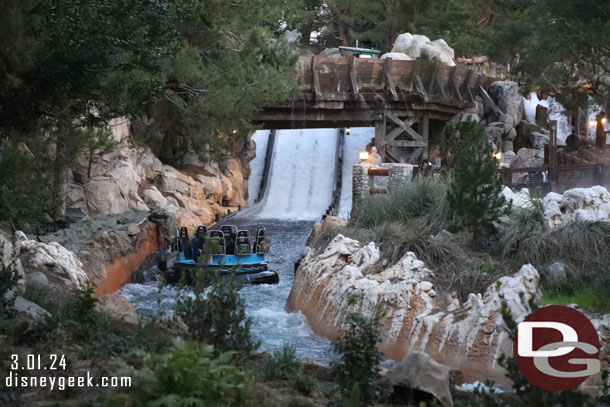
[288,185,610,391]
[1,117,255,307]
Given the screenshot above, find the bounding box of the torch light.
[346,127,351,135]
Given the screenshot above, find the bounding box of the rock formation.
[16,231,89,288]
[543,185,610,227]
[64,117,247,232]
[388,352,454,407]
[37,211,165,294]
[391,33,455,66]
[287,234,540,387]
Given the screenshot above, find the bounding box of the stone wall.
[352,163,414,205]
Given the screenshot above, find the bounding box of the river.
[120,128,372,361]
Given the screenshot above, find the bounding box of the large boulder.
[527,132,550,149]
[279,29,302,46]
[488,81,524,129]
[501,186,532,209]
[16,231,89,288]
[543,186,610,227]
[320,47,342,58]
[391,33,455,66]
[484,122,505,143]
[13,295,50,321]
[287,234,541,387]
[381,52,412,61]
[389,352,454,407]
[96,293,139,325]
[510,148,544,169]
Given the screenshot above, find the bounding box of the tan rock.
[389,352,454,407]
[96,292,139,324]
[126,224,140,236]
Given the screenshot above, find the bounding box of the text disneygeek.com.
[3,354,131,391]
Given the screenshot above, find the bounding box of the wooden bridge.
[252,55,494,164]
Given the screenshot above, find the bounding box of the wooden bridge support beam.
[374,110,430,165]
[375,112,387,159]
[422,113,429,161]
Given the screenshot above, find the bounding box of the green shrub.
[293,369,316,396]
[106,338,251,407]
[350,176,450,230]
[331,306,386,404]
[175,271,259,355]
[261,342,299,381]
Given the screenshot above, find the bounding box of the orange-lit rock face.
[287,234,540,388]
[94,222,161,296]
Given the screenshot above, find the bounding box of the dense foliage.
[175,272,259,355]
[331,304,386,404]
[107,339,251,407]
[0,0,298,231]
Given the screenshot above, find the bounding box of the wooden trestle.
[252,55,493,164]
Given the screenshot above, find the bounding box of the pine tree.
[445,118,506,248]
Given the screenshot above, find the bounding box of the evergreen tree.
[445,118,506,248]
[486,0,610,108]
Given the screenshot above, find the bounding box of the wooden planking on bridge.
[291,55,488,109]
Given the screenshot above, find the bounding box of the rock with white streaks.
[287,234,540,387]
[543,186,610,227]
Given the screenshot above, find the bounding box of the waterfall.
[257,129,339,220]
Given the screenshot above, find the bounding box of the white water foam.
[258,129,338,220]
[523,92,570,141]
[247,130,270,205]
[337,127,374,219]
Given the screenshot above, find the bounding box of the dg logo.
[515,305,601,391]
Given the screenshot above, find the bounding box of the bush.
[500,203,610,312]
[175,271,259,355]
[331,306,386,404]
[293,369,317,396]
[261,343,299,381]
[106,338,251,407]
[350,176,451,231]
[261,343,317,395]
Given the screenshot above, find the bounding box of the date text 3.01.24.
[11,354,67,371]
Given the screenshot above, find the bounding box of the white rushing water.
[121,127,344,362]
[258,129,338,220]
[524,93,610,143]
[337,127,374,219]
[247,130,270,205]
[523,92,571,141]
